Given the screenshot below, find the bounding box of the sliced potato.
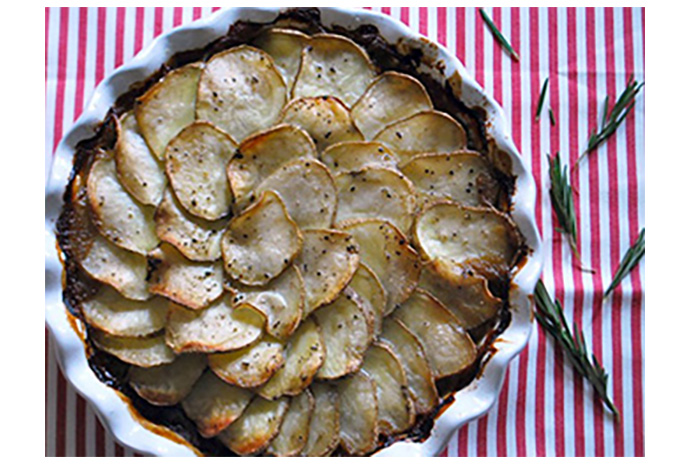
[164,122,236,221]
[336,371,378,456]
[148,243,224,310]
[321,141,399,175]
[352,71,433,140]
[209,336,285,388]
[115,111,167,205]
[197,45,287,142]
[254,158,337,230]
[393,290,477,379]
[81,286,167,338]
[373,110,467,165]
[91,330,175,368]
[266,390,314,457]
[302,383,339,457]
[280,96,363,152]
[166,297,265,354]
[379,318,438,415]
[218,396,290,456]
[348,263,385,337]
[134,63,201,159]
[342,219,420,315]
[181,371,253,438]
[87,152,158,255]
[292,33,376,107]
[227,124,317,207]
[253,28,310,91]
[294,229,360,313]
[257,318,324,399]
[334,166,417,233]
[129,353,207,406]
[221,191,302,286]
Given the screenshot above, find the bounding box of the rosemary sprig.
[535,280,620,420]
[479,8,520,61]
[604,228,645,299]
[535,78,549,121]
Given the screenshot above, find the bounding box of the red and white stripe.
[45,7,645,457]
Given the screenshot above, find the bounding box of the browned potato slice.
[81,286,167,338]
[134,63,201,159]
[393,290,477,379]
[166,297,265,354]
[342,219,420,315]
[336,371,378,456]
[87,152,158,255]
[221,191,302,286]
[208,336,285,388]
[334,166,417,233]
[280,96,363,152]
[253,28,310,90]
[266,390,314,457]
[320,141,399,175]
[181,371,253,438]
[164,122,237,221]
[227,124,317,207]
[373,110,467,165]
[129,353,207,406]
[91,330,175,368]
[197,46,287,142]
[379,318,438,415]
[293,33,376,107]
[218,396,290,455]
[352,71,433,140]
[254,158,337,230]
[115,111,167,206]
[154,189,227,262]
[148,243,224,310]
[294,229,360,313]
[257,318,324,399]
[302,383,340,457]
[348,263,385,337]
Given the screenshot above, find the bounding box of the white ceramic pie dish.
[44,7,543,457]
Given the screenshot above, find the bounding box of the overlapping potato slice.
[266,390,314,457]
[393,290,477,379]
[148,243,224,310]
[87,152,158,255]
[348,263,385,337]
[379,318,438,415]
[313,292,373,380]
[361,343,414,435]
[253,28,310,90]
[373,111,467,165]
[334,166,417,233]
[221,191,302,286]
[280,96,363,152]
[115,111,167,206]
[302,383,340,457]
[81,286,167,338]
[400,151,500,207]
[208,335,285,388]
[292,33,376,107]
[413,202,519,281]
[91,330,175,368]
[320,141,399,175]
[166,297,265,354]
[336,371,378,456]
[218,396,290,455]
[196,46,287,142]
[342,219,420,315]
[257,318,324,400]
[227,124,317,207]
[294,229,360,313]
[134,63,201,159]
[181,371,253,438]
[128,353,207,406]
[164,122,236,221]
[352,71,433,140]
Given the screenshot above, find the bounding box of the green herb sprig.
[535,280,619,420]
[549,108,556,126]
[479,8,520,62]
[604,228,645,299]
[535,78,549,121]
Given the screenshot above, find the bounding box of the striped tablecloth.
[45,7,645,457]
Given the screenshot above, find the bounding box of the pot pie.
[57,9,524,457]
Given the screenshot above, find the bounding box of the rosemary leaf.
[479,8,520,61]
[535,77,549,121]
[604,228,645,298]
[549,108,556,126]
